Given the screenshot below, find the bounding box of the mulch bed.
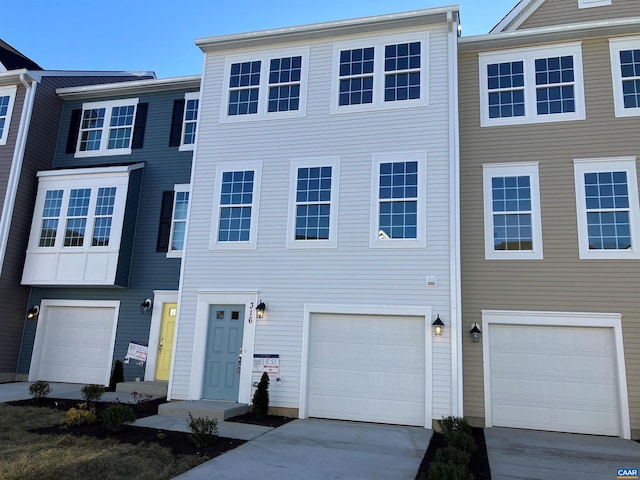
[225,412,294,428]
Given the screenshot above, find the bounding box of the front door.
[202,305,245,400]
[155,303,177,381]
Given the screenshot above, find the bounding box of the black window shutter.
[131,102,148,150]
[169,99,185,147]
[65,109,82,154]
[156,191,175,252]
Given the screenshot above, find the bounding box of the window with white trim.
[167,184,190,257]
[76,98,139,157]
[332,34,428,113]
[483,163,543,260]
[610,37,640,118]
[578,0,611,8]
[0,85,17,146]
[370,152,426,248]
[180,92,199,150]
[210,162,262,250]
[221,48,309,122]
[479,44,585,126]
[574,157,640,259]
[287,157,340,249]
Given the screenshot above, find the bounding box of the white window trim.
[219,47,309,123]
[0,85,17,146]
[479,43,585,127]
[482,162,543,260]
[369,151,427,249]
[179,92,199,151]
[75,98,139,158]
[286,157,340,249]
[574,157,640,259]
[330,32,429,115]
[578,0,611,8]
[210,161,262,250]
[609,37,640,118]
[166,183,190,258]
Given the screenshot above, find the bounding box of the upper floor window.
[168,184,190,257]
[332,34,428,113]
[370,151,426,248]
[181,92,199,149]
[479,43,585,126]
[221,48,309,122]
[483,162,543,260]
[287,157,340,249]
[574,157,640,259]
[609,37,640,118]
[578,0,611,8]
[0,85,17,146]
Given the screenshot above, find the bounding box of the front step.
[158,400,249,421]
[115,381,168,397]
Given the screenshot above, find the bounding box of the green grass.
[0,404,207,480]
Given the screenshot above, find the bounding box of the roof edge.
[56,75,201,99]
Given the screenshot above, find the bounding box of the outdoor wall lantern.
[256,301,266,319]
[140,299,152,315]
[470,323,482,342]
[26,305,40,319]
[432,314,444,336]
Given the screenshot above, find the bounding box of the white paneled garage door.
[487,324,621,436]
[29,302,119,385]
[308,313,426,426]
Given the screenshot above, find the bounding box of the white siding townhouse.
[169,7,462,428]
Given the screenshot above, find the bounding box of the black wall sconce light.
[432,314,444,336]
[26,305,40,319]
[470,323,482,342]
[256,300,266,319]
[140,299,152,315]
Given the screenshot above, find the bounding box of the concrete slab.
[116,381,168,397]
[133,415,273,440]
[173,418,432,480]
[485,427,640,480]
[158,400,248,420]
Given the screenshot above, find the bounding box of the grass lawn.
[0,404,209,480]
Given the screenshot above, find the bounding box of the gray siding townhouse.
[0,39,151,383]
[459,0,640,439]
[17,76,200,387]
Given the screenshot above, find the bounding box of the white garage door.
[30,303,118,385]
[308,313,426,426]
[488,324,621,436]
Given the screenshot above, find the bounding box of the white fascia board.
[56,75,201,99]
[490,0,544,33]
[0,69,34,86]
[36,162,145,180]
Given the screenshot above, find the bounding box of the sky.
[2,0,518,79]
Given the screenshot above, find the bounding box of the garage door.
[488,324,621,436]
[30,303,118,385]
[308,313,426,426]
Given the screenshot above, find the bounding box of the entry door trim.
[145,290,178,381]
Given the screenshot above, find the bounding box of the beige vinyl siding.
[460,35,640,434]
[519,0,639,30]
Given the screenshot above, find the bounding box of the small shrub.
[446,430,477,455]
[434,445,471,466]
[109,360,124,390]
[29,380,51,399]
[427,461,474,480]
[439,416,472,437]
[252,372,270,416]
[81,384,105,403]
[187,412,218,447]
[131,391,153,404]
[101,405,136,432]
[63,403,97,427]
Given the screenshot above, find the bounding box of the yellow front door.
[155,303,177,381]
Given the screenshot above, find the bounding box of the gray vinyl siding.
[519,0,639,30]
[115,167,144,287]
[459,35,640,434]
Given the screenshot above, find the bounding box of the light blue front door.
[202,305,245,400]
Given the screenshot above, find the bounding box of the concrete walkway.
[173,418,432,480]
[485,427,640,480]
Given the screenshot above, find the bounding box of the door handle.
[237,352,242,372]
[158,338,164,353]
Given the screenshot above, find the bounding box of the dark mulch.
[415,427,491,479]
[8,396,164,418]
[226,412,294,428]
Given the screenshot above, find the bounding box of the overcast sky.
[3,0,517,78]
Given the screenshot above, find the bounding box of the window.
[167,184,190,257]
[93,187,116,246]
[483,163,543,260]
[574,157,640,259]
[578,0,611,8]
[610,37,640,118]
[370,152,426,248]
[221,48,309,122]
[287,157,340,249]
[180,92,199,150]
[210,162,262,249]
[332,34,428,113]
[39,190,63,247]
[0,85,17,146]
[64,188,91,246]
[479,44,585,126]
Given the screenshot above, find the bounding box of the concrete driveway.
[173,418,432,480]
[485,427,640,480]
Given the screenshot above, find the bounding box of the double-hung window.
[168,184,190,257]
[370,152,426,248]
[180,92,199,149]
[609,37,640,117]
[332,34,428,113]
[479,43,585,126]
[483,163,543,260]
[221,48,309,122]
[0,85,17,146]
[211,162,262,249]
[574,157,640,259]
[287,157,340,249]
